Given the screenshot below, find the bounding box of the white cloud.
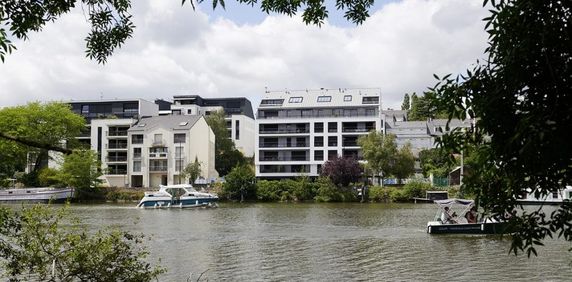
[0,0,488,110]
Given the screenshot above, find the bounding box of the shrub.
[222,164,256,201]
[369,186,389,202]
[402,181,431,199]
[314,177,356,202]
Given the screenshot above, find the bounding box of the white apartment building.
[159,95,256,157]
[255,88,382,179]
[127,115,217,187]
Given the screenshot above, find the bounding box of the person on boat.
[441,207,456,224]
[465,206,477,223]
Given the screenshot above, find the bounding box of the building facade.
[255,88,382,179]
[127,115,217,187]
[158,95,256,157]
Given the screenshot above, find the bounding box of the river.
[66,203,572,281]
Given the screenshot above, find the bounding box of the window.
[260,99,284,106]
[314,136,323,147]
[314,150,324,161]
[133,148,141,158]
[81,105,89,114]
[328,122,338,133]
[175,147,183,158]
[328,136,338,147]
[317,96,332,102]
[172,109,182,115]
[343,95,352,102]
[174,133,186,143]
[328,150,338,160]
[187,109,193,114]
[131,134,143,144]
[314,122,324,133]
[288,97,303,103]
[362,96,379,104]
[176,160,184,172]
[235,120,240,140]
[133,161,141,172]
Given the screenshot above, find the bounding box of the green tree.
[358,132,397,186]
[181,157,202,184]
[0,140,27,186]
[0,204,165,281]
[391,143,415,184]
[0,102,85,174]
[401,93,410,111]
[430,0,572,256]
[57,149,102,200]
[222,164,255,202]
[418,148,454,178]
[1,0,373,63]
[205,110,246,176]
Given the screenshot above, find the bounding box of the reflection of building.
[255,88,382,179]
[127,115,217,187]
[155,95,255,157]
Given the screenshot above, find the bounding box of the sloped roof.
[128,115,202,132]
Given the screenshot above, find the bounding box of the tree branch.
[0,132,72,154]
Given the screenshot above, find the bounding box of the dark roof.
[129,115,202,132]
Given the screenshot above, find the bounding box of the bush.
[369,186,390,202]
[103,187,144,202]
[256,179,317,202]
[38,168,63,187]
[402,181,431,199]
[222,164,256,201]
[314,177,356,202]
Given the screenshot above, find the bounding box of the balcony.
[259,156,309,162]
[107,131,128,137]
[106,156,128,162]
[107,169,127,175]
[106,143,127,149]
[149,166,168,172]
[259,129,310,134]
[259,142,308,148]
[342,128,374,133]
[149,153,168,159]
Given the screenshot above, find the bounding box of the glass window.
[328,136,338,147]
[328,122,338,133]
[343,95,352,102]
[131,134,143,144]
[314,136,323,147]
[235,120,240,140]
[288,97,303,103]
[314,150,324,161]
[81,105,89,114]
[362,96,380,104]
[314,122,323,133]
[317,96,332,102]
[133,148,141,158]
[260,99,285,106]
[133,161,141,172]
[175,146,183,158]
[187,109,193,114]
[176,160,184,172]
[174,133,186,143]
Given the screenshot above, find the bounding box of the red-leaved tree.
[320,157,362,187]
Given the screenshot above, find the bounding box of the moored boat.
[0,187,74,203]
[517,186,572,205]
[136,184,218,209]
[427,199,512,235]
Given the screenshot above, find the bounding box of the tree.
[320,156,362,187]
[418,148,454,178]
[57,149,102,200]
[0,204,165,281]
[222,164,255,202]
[0,102,86,173]
[181,157,202,184]
[358,132,397,186]
[430,0,572,256]
[401,93,410,111]
[1,0,373,63]
[391,143,415,184]
[205,110,246,176]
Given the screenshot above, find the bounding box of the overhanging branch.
[0,132,72,154]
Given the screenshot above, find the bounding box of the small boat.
[0,187,74,203]
[427,199,512,234]
[136,184,218,209]
[517,186,572,205]
[412,190,449,203]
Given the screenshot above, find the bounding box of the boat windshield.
[165,188,186,198]
[433,199,475,223]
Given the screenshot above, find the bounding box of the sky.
[0,0,489,111]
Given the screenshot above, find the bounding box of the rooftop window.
[260,99,284,106]
[289,97,303,103]
[343,95,352,102]
[362,96,379,104]
[317,96,332,103]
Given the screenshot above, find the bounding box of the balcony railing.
[342,141,359,147]
[259,156,309,161]
[107,131,128,136]
[149,166,168,172]
[259,129,310,134]
[107,169,127,175]
[106,156,128,162]
[259,143,308,148]
[106,143,127,149]
[149,153,168,158]
[342,128,374,133]
[257,112,379,119]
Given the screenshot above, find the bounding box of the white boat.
[427,199,511,234]
[0,187,74,203]
[136,184,218,209]
[517,186,572,205]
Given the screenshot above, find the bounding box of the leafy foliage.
[358,132,397,186]
[429,0,572,256]
[181,157,202,184]
[0,204,165,281]
[320,156,362,187]
[222,164,255,201]
[418,148,454,177]
[401,93,410,110]
[314,176,355,202]
[57,149,103,199]
[391,143,415,183]
[205,110,246,176]
[256,178,317,202]
[406,92,446,121]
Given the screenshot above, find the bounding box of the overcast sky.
[0,0,488,111]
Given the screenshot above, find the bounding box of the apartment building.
[255,88,382,179]
[127,115,217,187]
[154,95,255,157]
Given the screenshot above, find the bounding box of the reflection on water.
[64,203,572,281]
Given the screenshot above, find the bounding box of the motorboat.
[426,199,512,234]
[517,186,572,205]
[136,184,218,209]
[0,187,74,203]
